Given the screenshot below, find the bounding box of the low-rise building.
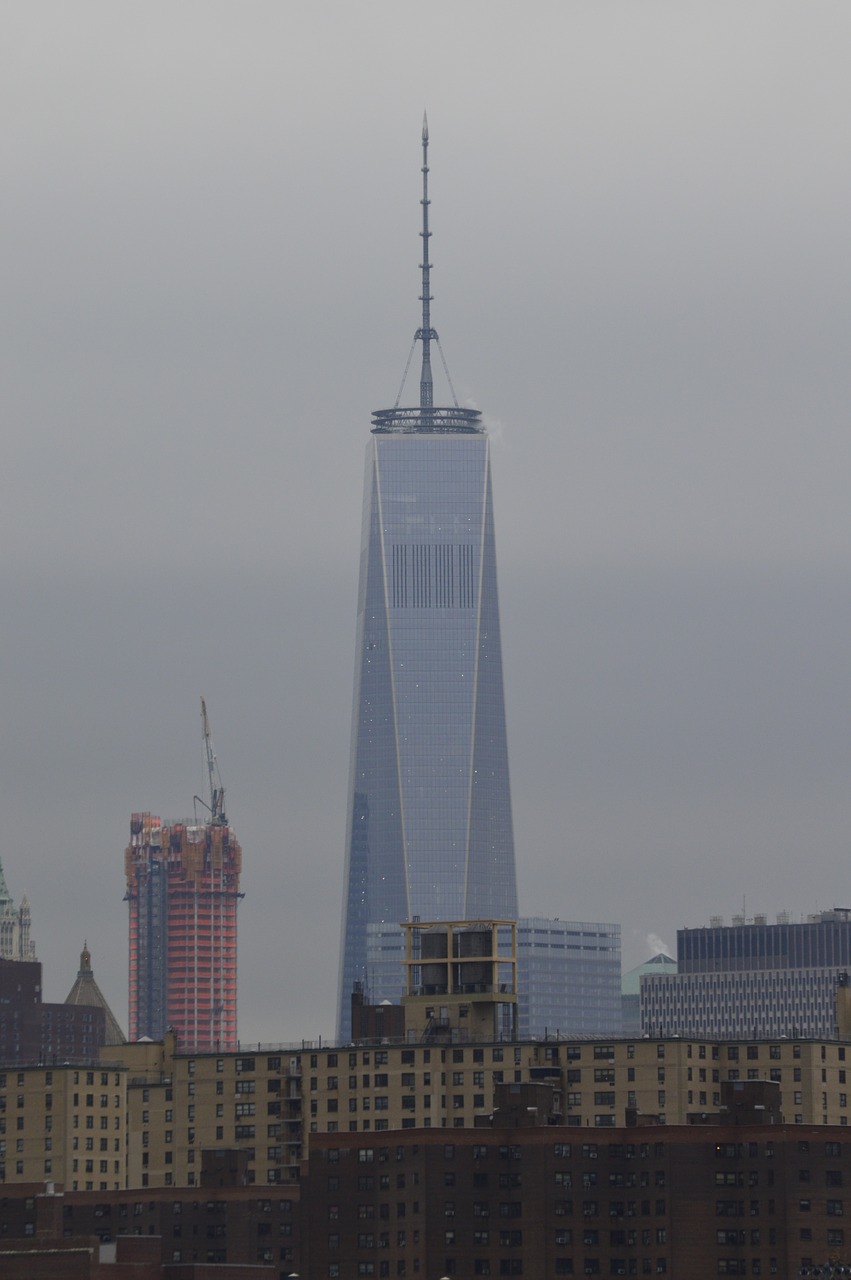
[0,1061,127,1190]
[305,1122,851,1279]
[4,1029,851,1191]
[0,1180,298,1276]
[3,1116,851,1278]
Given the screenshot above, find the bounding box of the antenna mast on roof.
[417,111,436,410]
[372,116,482,434]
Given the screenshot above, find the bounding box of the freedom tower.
[337,118,518,1039]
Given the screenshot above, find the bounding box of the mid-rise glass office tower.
[337,120,518,1038]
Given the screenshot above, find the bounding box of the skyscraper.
[337,119,518,1038]
[516,917,622,1039]
[0,857,35,963]
[125,702,242,1050]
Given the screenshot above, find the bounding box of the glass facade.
[678,912,851,973]
[516,918,623,1040]
[644,911,851,1038]
[641,967,843,1039]
[337,432,518,1038]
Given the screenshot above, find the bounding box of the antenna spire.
[417,110,436,409]
[370,116,482,434]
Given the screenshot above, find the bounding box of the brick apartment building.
[3,1119,851,1278]
[305,1122,851,1278]
[7,1031,851,1193]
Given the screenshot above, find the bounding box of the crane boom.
[200,697,226,824]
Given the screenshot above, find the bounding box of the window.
[716,1201,744,1217]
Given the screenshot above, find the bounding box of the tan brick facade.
[2,1033,851,1191]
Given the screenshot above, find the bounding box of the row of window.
[328,1262,670,1278]
[327,1143,667,1164]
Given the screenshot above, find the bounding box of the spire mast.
[417,111,435,410]
[371,114,482,434]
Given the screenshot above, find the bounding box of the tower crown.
[372,116,482,435]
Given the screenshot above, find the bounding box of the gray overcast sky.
[3,2,851,1044]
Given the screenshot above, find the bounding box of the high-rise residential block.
[125,702,241,1050]
[125,812,241,1050]
[337,119,518,1037]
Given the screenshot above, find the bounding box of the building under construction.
[125,702,242,1051]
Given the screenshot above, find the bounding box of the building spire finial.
[418,112,435,410]
[371,116,482,434]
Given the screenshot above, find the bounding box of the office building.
[642,910,851,1039]
[643,965,848,1040]
[678,909,851,973]
[337,119,517,1036]
[517,917,622,1039]
[125,702,242,1050]
[622,952,677,1035]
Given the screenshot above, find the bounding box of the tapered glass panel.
[338,433,517,1038]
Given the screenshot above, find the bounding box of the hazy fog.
[3,3,851,1042]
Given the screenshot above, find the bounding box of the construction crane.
[195,697,227,825]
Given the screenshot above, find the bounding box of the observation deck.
[371,405,483,434]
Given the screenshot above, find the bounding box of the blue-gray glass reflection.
[337,431,518,1037]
